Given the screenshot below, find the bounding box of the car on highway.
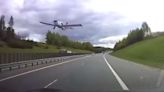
[59,49,72,54]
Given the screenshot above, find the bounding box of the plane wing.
[62,24,82,27]
[40,22,55,26]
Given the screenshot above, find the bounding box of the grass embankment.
[0,45,92,54]
[112,36,164,69]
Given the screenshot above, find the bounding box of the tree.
[4,16,15,41]
[46,31,53,44]
[46,31,62,48]
[114,28,145,51]
[141,22,151,37]
[60,35,69,46]
[45,31,94,51]
[0,15,5,31]
[82,42,93,51]
[0,15,6,40]
[6,27,16,41]
[8,16,14,29]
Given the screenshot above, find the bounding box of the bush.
[0,40,6,47]
[44,45,49,49]
[36,43,49,49]
[7,40,33,49]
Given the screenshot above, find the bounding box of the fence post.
[4,54,6,64]
[9,53,12,63]
[18,65,21,69]
[16,53,18,62]
[19,53,22,61]
[13,53,15,62]
[9,67,12,70]
[25,64,27,68]
[0,53,2,64]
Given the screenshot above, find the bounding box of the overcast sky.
[0,0,164,48]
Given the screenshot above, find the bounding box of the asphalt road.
[0,53,164,92]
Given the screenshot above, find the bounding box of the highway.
[0,53,164,92]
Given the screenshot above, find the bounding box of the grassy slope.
[112,36,164,69]
[0,45,59,53]
[0,45,92,53]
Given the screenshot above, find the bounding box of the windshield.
[0,0,164,92]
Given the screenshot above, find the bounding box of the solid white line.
[0,55,90,82]
[44,79,58,88]
[103,55,129,91]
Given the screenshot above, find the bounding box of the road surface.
[0,53,164,92]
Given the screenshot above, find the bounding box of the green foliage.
[141,22,151,35]
[25,39,38,46]
[112,36,164,69]
[82,42,93,51]
[0,30,7,41]
[0,40,6,47]
[0,15,93,53]
[0,15,5,31]
[0,15,35,49]
[8,16,14,28]
[46,31,94,51]
[0,15,17,42]
[36,43,49,49]
[46,31,63,48]
[126,28,144,45]
[6,27,16,41]
[114,22,151,51]
[7,40,33,49]
[93,46,110,53]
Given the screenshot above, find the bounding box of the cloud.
[94,35,127,48]
[0,0,144,47]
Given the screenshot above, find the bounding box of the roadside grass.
[0,45,92,54]
[112,36,164,69]
[0,45,59,53]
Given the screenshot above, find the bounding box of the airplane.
[40,20,82,30]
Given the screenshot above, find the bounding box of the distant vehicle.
[59,49,72,54]
[40,20,82,30]
[66,50,72,53]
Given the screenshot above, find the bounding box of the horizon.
[0,0,164,48]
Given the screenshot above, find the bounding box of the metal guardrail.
[0,53,87,64]
[0,55,85,72]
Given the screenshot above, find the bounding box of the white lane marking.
[0,55,90,82]
[103,55,129,91]
[44,79,58,88]
[156,70,164,87]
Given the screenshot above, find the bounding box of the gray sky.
[0,0,164,48]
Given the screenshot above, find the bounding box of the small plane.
[40,20,82,30]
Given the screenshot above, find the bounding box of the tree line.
[114,22,151,51]
[0,15,36,48]
[0,15,95,51]
[0,14,109,52]
[0,15,16,41]
[46,31,94,51]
